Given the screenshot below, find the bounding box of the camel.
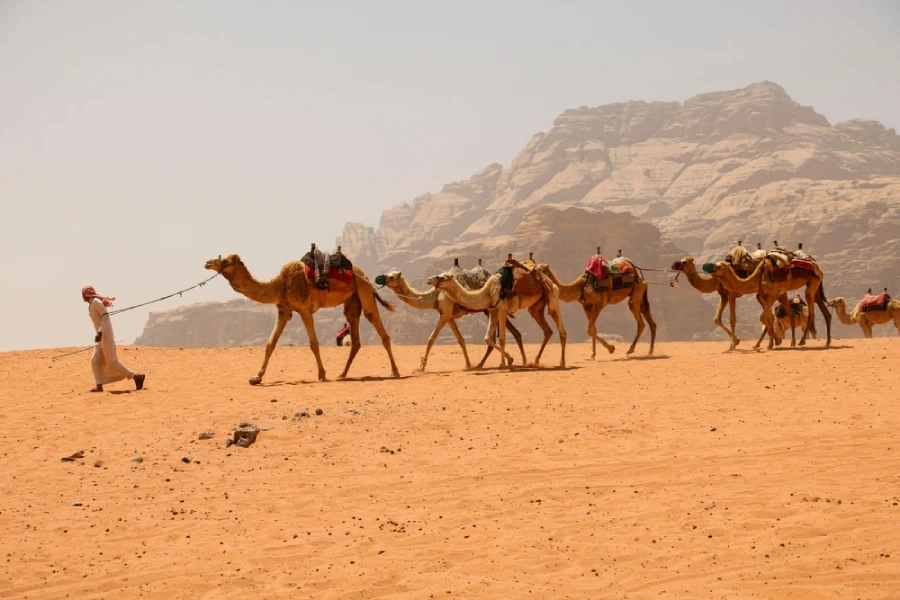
[828,296,900,338]
[427,263,567,369]
[670,257,742,349]
[704,259,797,350]
[377,270,527,371]
[535,262,656,357]
[205,254,400,384]
[727,244,831,348]
[765,296,814,345]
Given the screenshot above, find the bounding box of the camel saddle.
[861,292,891,313]
[585,255,636,291]
[498,258,546,300]
[303,263,354,284]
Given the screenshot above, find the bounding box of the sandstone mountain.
[138,82,900,347]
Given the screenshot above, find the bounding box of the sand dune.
[2,339,899,599]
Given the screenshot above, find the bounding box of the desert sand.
[2,339,899,599]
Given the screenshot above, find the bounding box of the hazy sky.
[2,0,899,351]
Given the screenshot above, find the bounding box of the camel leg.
[250,307,293,385]
[296,309,329,382]
[586,302,616,355]
[729,295,741,350]
[798,286,816,346]
[860,320,873,339]
[356,289,400,378]
[482,313,507,368]
[528,304,555,366]
[545,296,567,368]
[640,290,657,355]
[582,304,597,360]
[418,312,453,373]
[475,316,518,369]
[713,289,737,342]
[505,318,526,366]
[780,293,796,347]
[446,318,472,370]
[892,311,900,336]
[336,297,362,379]
[626,291,646,355]
[815,291,832,347]
[492,311,513,369]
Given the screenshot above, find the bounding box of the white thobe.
[89,298,134,385]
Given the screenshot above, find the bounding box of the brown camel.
[828,296,900,338]
[205,254,400,384]
[378,271,527,371]
[670,257,742,349]
[705,259,796,350]
[535,262,656,357]
[727,244,830,347]
[765,296,815,345]
[427,265,567,369]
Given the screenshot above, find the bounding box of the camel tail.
[642,291,650,312]
[818,281,827,304]
[375,292,397,313]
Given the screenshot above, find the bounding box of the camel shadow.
[469,365,583,376]
[612,354,671,361]
[771,344,853,352]
[333,374,416,383]
[259,374,415,387]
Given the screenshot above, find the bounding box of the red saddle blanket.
[861,292,891,312]
[304,264,355,284]
[585,255,608,280]
[791,259,815,271]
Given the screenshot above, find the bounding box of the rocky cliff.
[138,81,900,347]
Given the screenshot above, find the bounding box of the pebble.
[93,460,103,468]
[315,408,324,416]
[130,456,143,463]
[198,432,214,440]
[181,457,191,464]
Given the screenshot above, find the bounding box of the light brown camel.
[764,296,814,345]
[378,271,527,371]
[205,254,400,384]
[427,266,567,369]
[535,263,656,357]
[705,259,796,350]
[670,257,743,349]
[827,296,900,338]
[727,245,831,348]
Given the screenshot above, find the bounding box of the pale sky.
[2,0,899,351]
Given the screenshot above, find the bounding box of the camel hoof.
[249,377,262,386]
[392,370,401,378]
[626,348,635,355]
[608,346,616,355]
[799,339,806,346]
[414,366,426,374]
[585,356,595,361]
[734,338,741,347]
[774,339,782,347]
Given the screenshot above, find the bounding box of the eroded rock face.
[136,81,900,346]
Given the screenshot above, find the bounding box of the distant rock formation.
[137,81,900,346]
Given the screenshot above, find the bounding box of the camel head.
[826,297,846,309]
[703,260,732,276]
[670,257,697,272]
[205,254,243,274]
[426,271,456,290]
[535,263,551,273]
[375,271,404,289]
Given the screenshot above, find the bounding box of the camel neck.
[392,279,439,310]
[683,268,721,294]
[226,265,283,304]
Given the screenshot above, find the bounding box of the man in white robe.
[82,286,145,392]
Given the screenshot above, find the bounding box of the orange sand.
[2,340,899,599]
